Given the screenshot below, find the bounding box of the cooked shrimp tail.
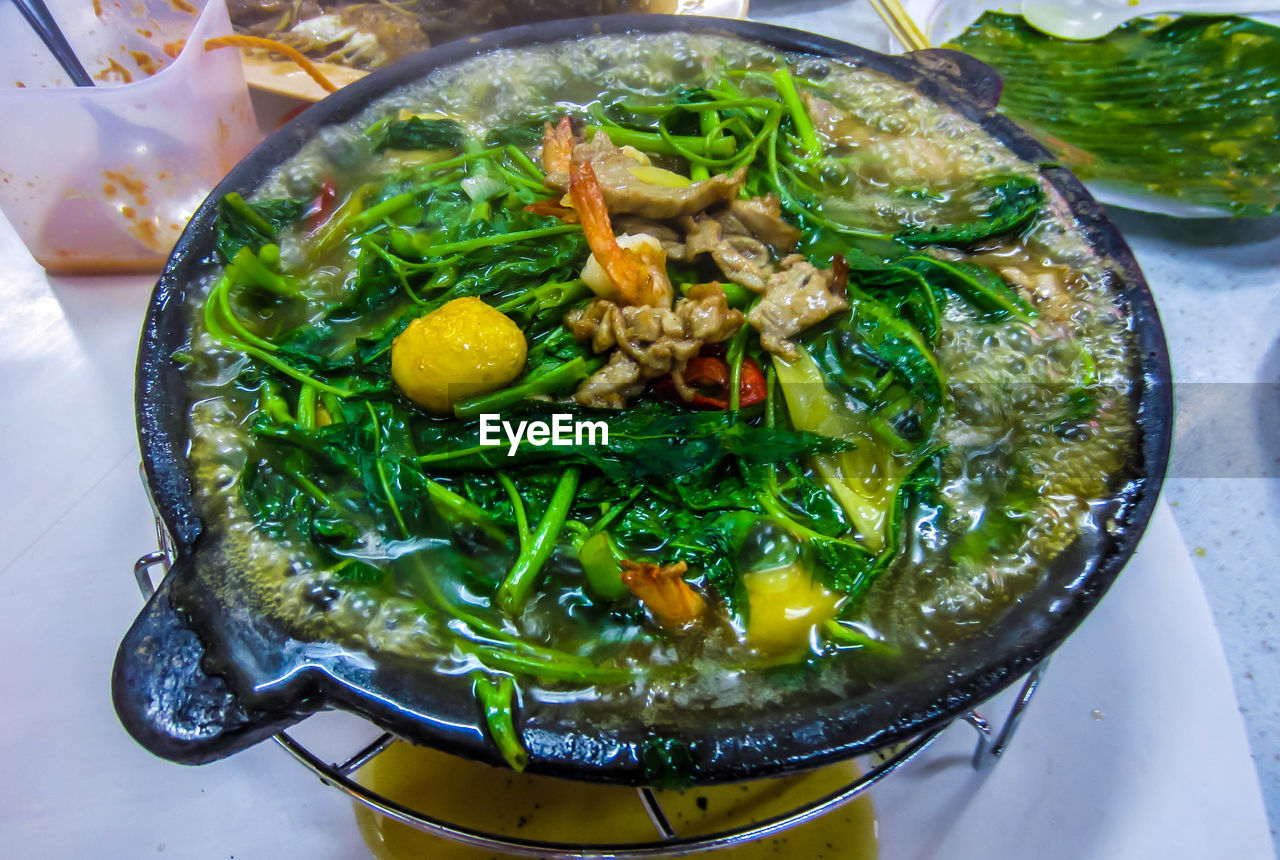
[620,560,706,630]
[542,116,576,179]
[570,160,671,307]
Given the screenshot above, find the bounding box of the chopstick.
[868,0,932,52]
[14,0,95,86]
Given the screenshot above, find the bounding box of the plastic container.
[0,0,260,274]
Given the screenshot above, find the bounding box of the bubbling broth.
[182,33,1136,771]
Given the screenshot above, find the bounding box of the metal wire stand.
[133,494,1045,859]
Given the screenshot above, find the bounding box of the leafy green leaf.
[639,736,697,789]
[374,117,466,152]
[215,192,308,264]
[948,13,1280,216]
[897,174,1043,246]
[808,537,876,597]
[903,256,1036,323]
[806,296,945,448]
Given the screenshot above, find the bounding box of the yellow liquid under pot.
[353,742,878,859]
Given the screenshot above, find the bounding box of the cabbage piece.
[773,348,905,551]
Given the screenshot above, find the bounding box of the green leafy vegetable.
[473,674,528,771]
[639,736,698,790]
[897,175,1044,246]
[214,192,307,263]
[948,13,1280,216]
[373,116,466,152]
[497,466,581,615]
[807,296,946,449]
[902,256,1036,323]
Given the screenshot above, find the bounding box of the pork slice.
[567,285,745,408]
[748,255,850,360]
[727,195,801,252]
[572,133,746,219]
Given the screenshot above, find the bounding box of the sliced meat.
[803,92,875,147]
[802,92,956,186]
[566,283,745,408]
[682,212,773,292]
[960,244,1081,325]
[999,266,1076,325]
[614,216,682,246]
[664,196,801,292]
[725,196,801,252]
[575,351,646,410]
[748,255,850,360]
[570,132,747,220]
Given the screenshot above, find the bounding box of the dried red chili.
[656,356,766,410]
[305,177,338,233]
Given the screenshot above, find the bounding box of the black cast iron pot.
[113,14,1173,784]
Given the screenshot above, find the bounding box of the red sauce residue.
[121,206,137,219]
[137,28,153,38]
[93,0,103,16]
[94,57,133,83]
[170,0,196,13]
[130,50,163,77]
[126,217,162,250]
[163,40,186,59]
[14,82,26,88]
[103,183,118,195]
[102,169,149,200]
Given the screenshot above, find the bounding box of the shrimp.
[620,560,706,630]
[570,160,673,308]
[523,199,579,222]
[541,116,576,187]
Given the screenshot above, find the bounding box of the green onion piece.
[771,68,822,159]
[417,224,581,259]
[497,466,581,615]
[296,384,318,430]
[451,357,603,419]
[473,675,528,772]
[221,192,277,238]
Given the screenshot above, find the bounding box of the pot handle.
[903,48,1003,111]
[112,558,302,765]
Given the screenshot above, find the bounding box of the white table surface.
[1,5,1276,854]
